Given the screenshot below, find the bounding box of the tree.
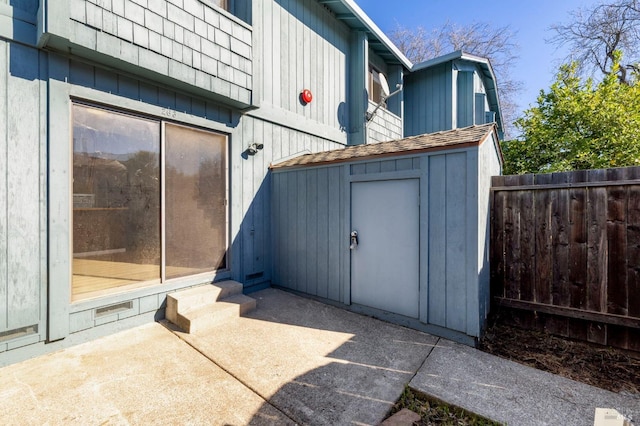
[501,53,640,175]
[390,21,523,139]
[550,0,640,85]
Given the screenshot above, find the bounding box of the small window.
[206,0,229,11]
[71,103,228,301]
[368,65,385,105]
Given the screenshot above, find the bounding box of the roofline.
[328,0,413,69]
[412,50,504,138]
[411,50,487,72]
[271,124,499,171]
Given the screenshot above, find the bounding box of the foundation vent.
[95,301,133,317]
[246,272,264,280]
[0,325,38,343]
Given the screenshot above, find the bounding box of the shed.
[270,123,502,345]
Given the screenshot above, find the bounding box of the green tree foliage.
[501,53,640,174]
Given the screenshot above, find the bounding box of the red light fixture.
[301,89,313,104]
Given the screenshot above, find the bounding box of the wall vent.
[95,301,133,318]
[246,272,264,280]
[0,325,38,343]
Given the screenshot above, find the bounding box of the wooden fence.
[490,166,640,351]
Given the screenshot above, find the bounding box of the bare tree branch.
[550,0,640,85]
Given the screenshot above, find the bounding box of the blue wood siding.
[0,40,46,351]
[67,59,234,123]
[403,62,452,137]
[476,133,502,335]
[456,71,474,128]
[272,165,347,302]
[428,152,472,333]
[255,0,349,130]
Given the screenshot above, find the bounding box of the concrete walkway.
[0,288,638,425]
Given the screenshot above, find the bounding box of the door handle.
[350,231,358,250]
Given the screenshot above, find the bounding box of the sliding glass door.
[71,103,228,301]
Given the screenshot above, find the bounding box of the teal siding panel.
[445,152,468,333]
[286,170,298,290]
[457,71,474,128]
[5,43,42,331]
[8,0,38,15]
[296,169,307,293]
[261,124,274,285]
[475,93,486,125]
[428,155,447,327]
[465,148,480,337]
[419,155,430,323]
[271,164,343,302]
[404,63,452,137]
[316,167,329,299]
[306,168,318,295]
[94,67,118,94]
[68,60,234,124]
[348,31,367,145]
[241,117,255,281]
[327,166,342,301]
[48,54,71,341]
[0,41,7,333]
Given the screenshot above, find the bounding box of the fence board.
[520,191,534,301]
[568,188,587,309]
[628,185,640,319]
[534,189,552,304]
[491,166,640,351]
[606,186,627,316]
[490,190,506,299]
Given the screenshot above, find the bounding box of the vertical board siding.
[271,165,345,303]
[404,63,451,137]
[259,0,349,130]
[456,71,473,128]
[0,41,44,338]
[445,153,468,332]
[491,166,640,351]
[428,152,471,332]
[0,41,7,334]
[68,60,233,123]
[427,155,447,327]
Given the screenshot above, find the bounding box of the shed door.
[351,179,420,318]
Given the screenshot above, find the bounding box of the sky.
[356,0,602,120]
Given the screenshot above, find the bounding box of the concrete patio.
[0,288,637,425]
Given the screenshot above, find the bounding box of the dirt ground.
[479,319,640,395]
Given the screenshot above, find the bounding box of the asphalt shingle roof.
[270,123,497,170]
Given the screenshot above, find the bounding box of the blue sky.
[356,0,601,118]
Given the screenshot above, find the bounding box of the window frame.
[368,65,386,106]
[69,100,231,302]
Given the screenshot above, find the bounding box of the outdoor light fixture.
[247,142,264,155]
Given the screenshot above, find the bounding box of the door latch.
[350,231,359,250]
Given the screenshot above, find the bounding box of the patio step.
[166,282,256,333]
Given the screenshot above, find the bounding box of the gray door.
[351,179,420,318]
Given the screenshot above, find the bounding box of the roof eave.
[320,0,413,69]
